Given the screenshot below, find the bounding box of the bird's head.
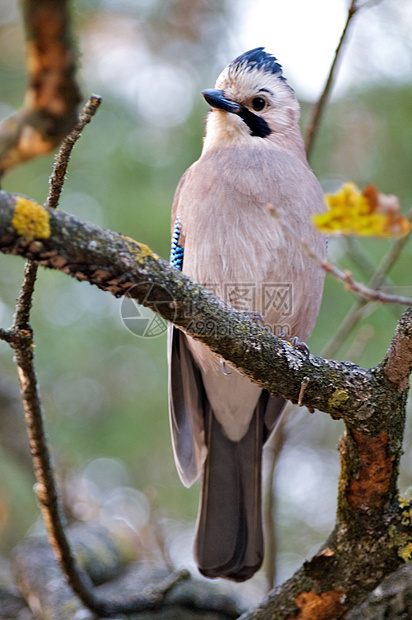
[202,48,302,151]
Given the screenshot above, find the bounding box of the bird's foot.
[278,332,310,355]
[290,336,310,355]
[243,310,265,325]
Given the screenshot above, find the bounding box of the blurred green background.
[0,0,412,597]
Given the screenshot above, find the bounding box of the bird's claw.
[243,310,265,325]
[291,336,310,355]
[278,332,310,355]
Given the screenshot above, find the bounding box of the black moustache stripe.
[238,107,271,138]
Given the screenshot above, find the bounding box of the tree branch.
[272,208,412,308]
[322,221,412,358]
[383,309,412,392]
[46,95,102,209]
[0,91,192,615]
[13,523,241,619]
[1,193,412,618]
[0,191,387,420]
[305,0,382,161]
[0,0,81,176]
[239,310,412,618]
[305,0,358,159]
[2,1,408,618]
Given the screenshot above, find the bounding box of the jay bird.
[168,48,325,582]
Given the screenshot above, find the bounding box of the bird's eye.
[251,97,266,111]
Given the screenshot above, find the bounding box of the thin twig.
[303,0,394,353]
[13,261,38,330]
[368,211,412,289]
[145,488,176,572]
[307,247,412,305]
[321,209,412,358]
[344,237,399,319]
[356,0,385,10]
[5,100,96,609]
[305,0,358,160]
[46,95,102,209]
[12,334,100,608]
[3,97,191,617]
[298,377,310,407]
[272,207,412,307]
[11,95,102,334]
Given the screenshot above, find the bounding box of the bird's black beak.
[202,89,241,114]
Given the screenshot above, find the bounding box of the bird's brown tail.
[194,407,264,582]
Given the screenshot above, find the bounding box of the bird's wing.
[259,390,286,442]
[167,326,207,487]
[168,167,207,488]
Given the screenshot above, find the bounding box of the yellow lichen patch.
[388,524,411,561]
[12,196,51,242]
[399,494,412,509]
[399,542,412,562]
[328,390,349,409]
[121,235,159,262]
[313,183,411,238]
[401,508,412,526]
[136,242,158,260]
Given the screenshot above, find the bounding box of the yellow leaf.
[312,183,411,238]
